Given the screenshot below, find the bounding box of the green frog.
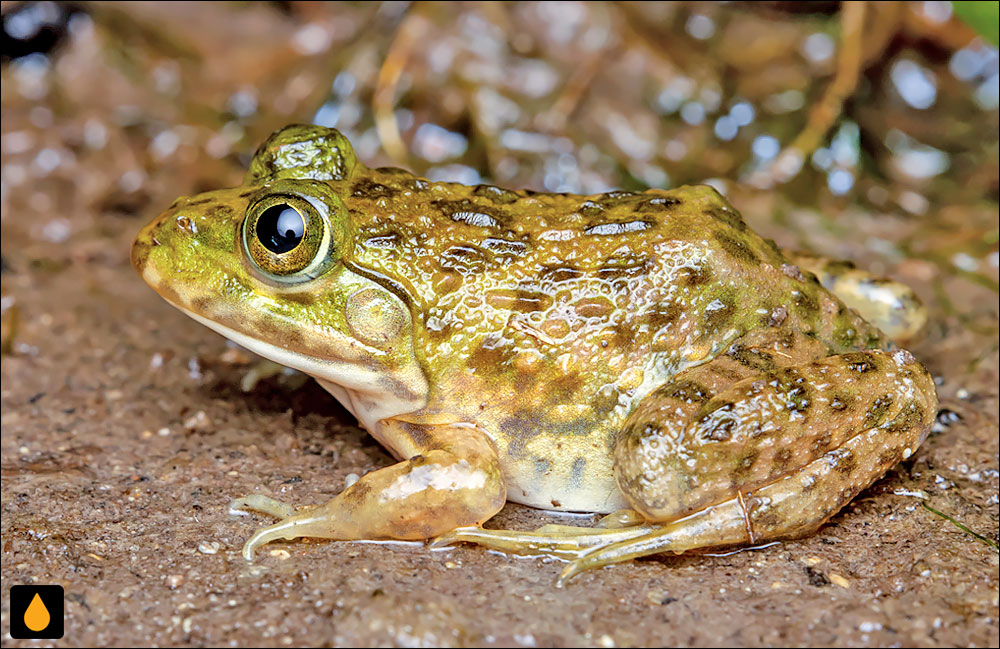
[131,125,936,584]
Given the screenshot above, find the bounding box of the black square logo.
[9,585,65,639]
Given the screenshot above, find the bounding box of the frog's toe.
[230,495,328,560]
[429,523,656,560]
[557,528,676,585]
[239,511,336,560]
[229,494,297,519]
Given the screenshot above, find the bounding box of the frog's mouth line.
[175,306,427,426]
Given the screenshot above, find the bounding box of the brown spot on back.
[715,231,759,265]
[700,403,737,441]
[472,184,519,204]
[726,344,776,372]
[677,264,713,286]
[791,288,819,314]
[596,253,649,279]
[344,479,373,503]
[659,380,712,403]
[828,393,852,411]
[611,321,638,348]
[481,237,528,257]
[707,205,747,231]
[574,297,614,318]
[844,353,878,374]
[583,220,653,236]
[486,289,553,313]
[434,199,506,228]
[831,449,857,475]
[812,432,834,453]
[439,245,488,274]
[735,449,760,474]
[648,301,682,332]
[636,195,681,211]
[352,178,398,200]
[768,306,788,327]
[283,290,320,305]
[770,367,811,414]
[540,264,584,283]
[467,338,517,375]
[704,296,736,333]
[878,448,902,467]
[400,177,431,192]
[884,402,927,433]
[864,395,894,429]
[771,447,794,476]
[578,200,605,218]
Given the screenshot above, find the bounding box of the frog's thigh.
[578,349,937,576]
[232,422,506,560]
[786,251,926,339]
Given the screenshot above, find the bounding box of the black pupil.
[257,204,305,254]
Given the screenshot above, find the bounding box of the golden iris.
[243,194,328,280]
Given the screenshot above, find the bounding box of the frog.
[131,124,936,584]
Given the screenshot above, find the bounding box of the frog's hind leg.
[786,251,926,340]
[575,347,937,582]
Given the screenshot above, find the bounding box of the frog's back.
[348,172,784,307]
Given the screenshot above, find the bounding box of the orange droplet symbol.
[24,592,51,632]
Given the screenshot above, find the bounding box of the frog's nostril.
[175,215,197,234]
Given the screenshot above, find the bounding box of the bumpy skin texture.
[131,125,937,580]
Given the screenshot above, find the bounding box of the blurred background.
[1,2,997,647]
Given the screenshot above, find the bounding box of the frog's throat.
[178,307,427,427]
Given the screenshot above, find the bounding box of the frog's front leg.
[439,348,936,584]
[231,422,506,559]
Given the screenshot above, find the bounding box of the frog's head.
[131,125,428,422]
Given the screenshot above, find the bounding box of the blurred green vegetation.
[953,1,1000,46]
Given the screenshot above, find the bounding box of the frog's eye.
[243,194,332,282]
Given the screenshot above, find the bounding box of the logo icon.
[9,585,64,639]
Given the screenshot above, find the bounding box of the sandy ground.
[2,3,998,647]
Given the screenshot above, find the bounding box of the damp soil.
[2,2,998,647]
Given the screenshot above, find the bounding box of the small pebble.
[829,573,850,588]
[197,541,220,555]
